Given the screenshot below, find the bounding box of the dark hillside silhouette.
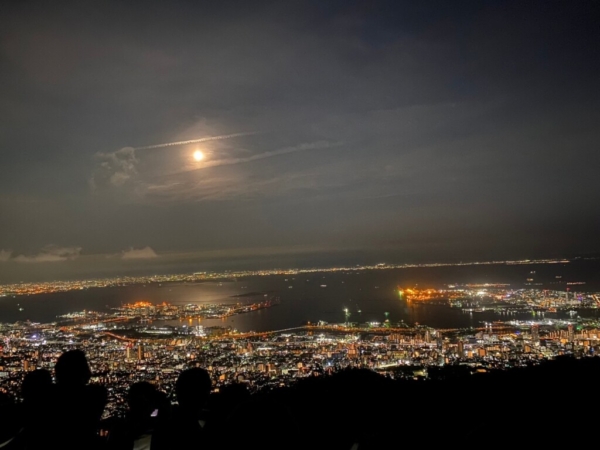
[10,350,600,449]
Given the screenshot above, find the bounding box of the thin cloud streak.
[143,140,343,202]
[134,132,258,150]
[185,140,341,172]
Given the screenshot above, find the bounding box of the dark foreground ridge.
[0,351,596,449]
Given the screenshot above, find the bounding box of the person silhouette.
[151,367,212,450]
[22,368,53,401]
[108,381,168,450]
[52,349,107,450]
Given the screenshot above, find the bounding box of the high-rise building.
[568,324,574,343]
[138,344,144,361]
[531,325,539,343]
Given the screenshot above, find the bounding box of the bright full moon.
[193,150,204,161]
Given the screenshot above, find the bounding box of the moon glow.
[193,150,204,161]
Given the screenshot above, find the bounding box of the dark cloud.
[0,0,599,281]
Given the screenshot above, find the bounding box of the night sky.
[1,1,599,282]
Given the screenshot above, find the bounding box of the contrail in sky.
[134,132,257,150]
[198,140,340,169]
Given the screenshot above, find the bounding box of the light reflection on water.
[2,262,599,332]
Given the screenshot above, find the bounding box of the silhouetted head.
[175,368,211,412]
[22,368,53,402]
[55,349,92,386]
[128,382,158,418]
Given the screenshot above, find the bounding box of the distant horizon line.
[0,255,581,289]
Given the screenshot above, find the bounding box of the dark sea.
[2,260,599,331]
